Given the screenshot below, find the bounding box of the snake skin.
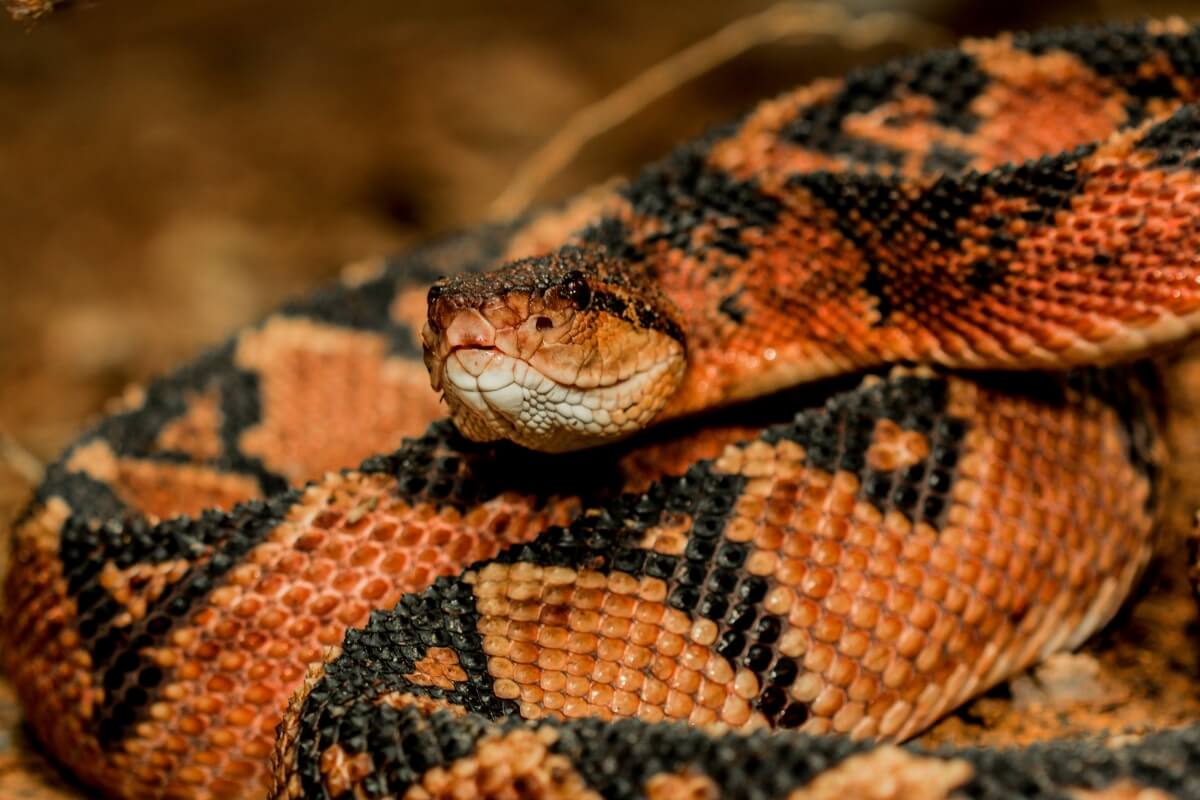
[6,17,1200,800]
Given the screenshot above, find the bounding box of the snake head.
[422,246,686,453]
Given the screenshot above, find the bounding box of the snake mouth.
[437,344,685,453]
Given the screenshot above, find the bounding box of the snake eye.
[558,271,591,310]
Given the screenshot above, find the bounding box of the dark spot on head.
[535,316,553,332]
[719,292,748,324]
[558,270,592,310]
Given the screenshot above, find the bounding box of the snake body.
[7,18,1200,799]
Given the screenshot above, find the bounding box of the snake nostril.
[535,316,553,331]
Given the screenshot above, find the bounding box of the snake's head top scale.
[422,246,687,453]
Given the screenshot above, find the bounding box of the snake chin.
[438,345,685,452]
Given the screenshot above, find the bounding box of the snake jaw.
[438,341,685,452]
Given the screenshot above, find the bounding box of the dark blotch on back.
[780,46,990,166]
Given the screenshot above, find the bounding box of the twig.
[0,428,44,485]
[488,2,949,219]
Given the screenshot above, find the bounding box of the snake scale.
[8,17,1200,799]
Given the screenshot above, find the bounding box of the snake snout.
[443,308,496,351]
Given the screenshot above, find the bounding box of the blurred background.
[3,1,1200,795]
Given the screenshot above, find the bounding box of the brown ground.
[5,1,1200,796]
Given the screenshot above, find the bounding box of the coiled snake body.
[7,18,1200,799]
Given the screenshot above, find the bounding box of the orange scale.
[395,525,426,548]
[599,616,631,639]
[848,595,881,629]
[562,697,593,719]
[293,531,325,551]
[538,671,567,693]
[565,631,598,654]
[193,642,221,662]
[696,679,727,710]
[335,601,368,627]
[961,595,990,627]
[246,660,277,682]
[632,598,666,624]
[307,593,341,618]
[212,618,241,639]
[953,557,982,585]
[217,651,247,672]
[208,727,236,748]
[303,560,337,585]
[523,681,549,705]
[625,621,658,647]
[206,673,236,694]
[507,621,540,643]
[669,665,702,693]
[446,535,480,562]
[415,546,444,565]
[801,566,834,599]
[508,641,541,664]
[500,600,536,623]
[838,628,871,660]
[319,539,351,562]
[427,527,454,548]
[536,647,569,672]
[179,715,208,736]
[256,606,289,630]
[811,540,843,566]
[848,673,880,704]
[313,624,342,648]
[780,527,813,558]
[358,577,391,603]
[821,515,853,542]
[1036,580,1064,606]
[615,667,645,693]
[510,663,542,686]
[564,652,595,676]
[279,583,313,610]
[596,637,627,662]
[232,596,264,619]
[174,765,206,785]
[562,674,591,698]
[914,642,943,674]
[285,616,317,640]
[621,645,652,671]
[824,652,860,688]
[754,525,787,551]
[226,762,262,777]
[664,690,695,719]
[540,606,571,633]
[582,684,615,713]
[311,510,343,530]
[765,499,796,527]
[191,694,221,714]
[591,660,619,684]
[689,706,719,727]
[349,543,382,567]
[611,690,640,716]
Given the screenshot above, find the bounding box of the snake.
[7,16,1200,800]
